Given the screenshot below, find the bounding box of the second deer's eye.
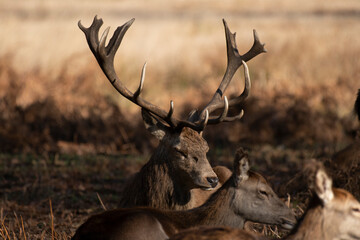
[193,157,198,162]
[352,208,360,214]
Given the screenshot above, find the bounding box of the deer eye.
[174,149,187,158]
[259,190,268,197]
[193,156,199,162]
[352,208,360,214]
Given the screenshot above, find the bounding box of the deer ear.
[141,109,168,140]
[234,148,249,186]
[314,169,334,205]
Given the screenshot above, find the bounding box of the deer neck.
[139,148,193,210]
[181,179,245,229]
[287,205,325,240]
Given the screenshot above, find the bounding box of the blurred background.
[1,0,359,238]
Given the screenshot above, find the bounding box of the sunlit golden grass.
[1,0,359,118]
[1,0,359,155]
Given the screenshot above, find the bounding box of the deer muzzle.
[280,217,296,230]
[206,177,219,188]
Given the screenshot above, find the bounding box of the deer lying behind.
[332,89,360,172]
[169,162,360,240]
[78,16,266,210]
[72,148,295,240]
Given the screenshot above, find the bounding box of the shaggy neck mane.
[120,143,193,210]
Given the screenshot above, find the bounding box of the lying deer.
[78,16,266,210]
[169,162,360,240]
[279,90,360,198]
[332,89,360,171]
[72,148,296,240]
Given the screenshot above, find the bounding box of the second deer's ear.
[234,148,250,186]
[314,169,334,205]
[142,109,168,140]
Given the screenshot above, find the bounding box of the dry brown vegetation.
[1,0,360,239]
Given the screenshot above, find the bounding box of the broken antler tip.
[127,18,136,26]
[222,19,229,28]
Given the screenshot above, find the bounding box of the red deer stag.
[78,16,266,210]
[169,162,360,240]
[72,148,296,240]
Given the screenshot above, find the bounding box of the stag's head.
[78,16,266,190]
[141,109,218,189]
[231,149,296,230]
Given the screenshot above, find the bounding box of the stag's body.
[72,149,295,240]
[169,164,360,240]
[78,16,266,210]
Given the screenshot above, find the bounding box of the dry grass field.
[1,0,360,239]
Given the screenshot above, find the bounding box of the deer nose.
[206,177,219,188]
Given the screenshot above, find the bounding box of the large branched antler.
[78,16,266,131]
[78,16,209,131]
[191,19,266,124]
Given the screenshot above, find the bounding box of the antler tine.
[167,101,174,118]
[219,109,245,122]
[165,100,175,128]
[78,16,103,57]
[227,60,250,106]
[196,20,265,124]
[134,62,146,99]
[242,29,267,61]
[207,96,229,124]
